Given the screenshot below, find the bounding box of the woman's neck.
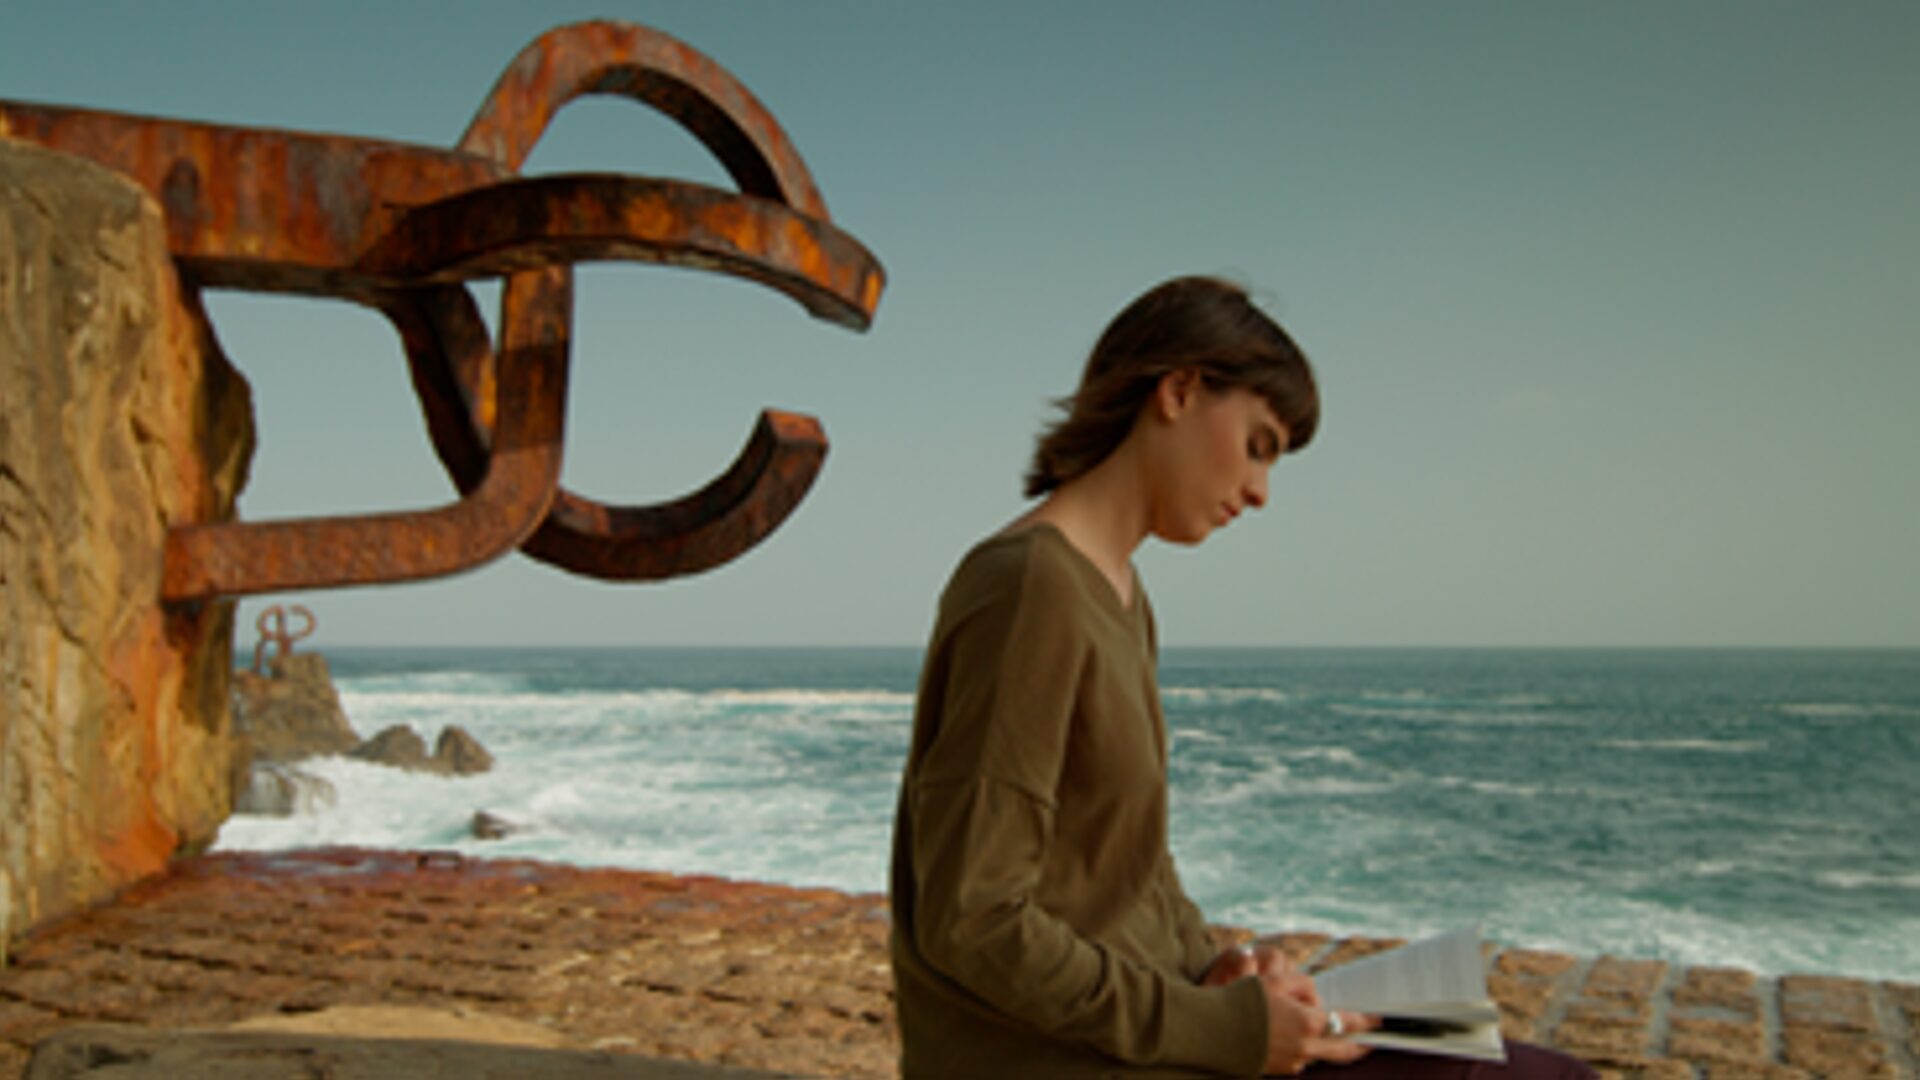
[1013,441,1151,606]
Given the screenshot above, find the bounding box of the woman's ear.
[1153,369,1202,421]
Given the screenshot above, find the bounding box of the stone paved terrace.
[0,849,1913,1078]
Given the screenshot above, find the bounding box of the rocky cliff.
[231,654,360,765]
[0,138,254,945]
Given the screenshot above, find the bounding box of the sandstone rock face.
[231,653,360,763]
[0,139,255,943]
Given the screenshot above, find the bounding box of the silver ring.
[1326,1011,1346,1038]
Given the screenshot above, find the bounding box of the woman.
[888,276,1595,1079]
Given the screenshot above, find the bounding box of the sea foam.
[214,645,1920,982]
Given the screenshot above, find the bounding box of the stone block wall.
[0,137,254,945]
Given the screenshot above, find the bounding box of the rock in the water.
[231,652,360,763]
[350,725,433,771]
[434,725,494,776]
[1,138,254,942]
[344,723,495,777]
[470,811,522,840]
[234,764,338,816]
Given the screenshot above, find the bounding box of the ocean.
[214,647,1920,982]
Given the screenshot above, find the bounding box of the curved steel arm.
[385,286,828,582]
[526,410,827,582]
[381,21,887,585]
[359,174,881,330]
[458,19,828,216]
[162,268,570,602]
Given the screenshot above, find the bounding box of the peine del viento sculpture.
[0,20,883,943]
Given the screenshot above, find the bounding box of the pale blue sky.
[5,2,1916,647]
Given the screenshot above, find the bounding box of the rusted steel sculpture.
[0,20,884,603]
[251,604,317,675]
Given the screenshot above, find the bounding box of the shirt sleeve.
[906,548,1268,1075]
[1171,862,1232,983]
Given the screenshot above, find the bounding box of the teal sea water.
[216,647,1920,981]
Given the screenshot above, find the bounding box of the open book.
[1311,926,1506,1062]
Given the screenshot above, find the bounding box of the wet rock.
[231,652,360,763]
[233,763,338,816]
[347,724,495,776]
[435,725,495,776]
[470,811,522,840]
[350,725,432,771]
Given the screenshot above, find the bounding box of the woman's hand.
[1202,945,1376,1075]
[1202,943,1299,987]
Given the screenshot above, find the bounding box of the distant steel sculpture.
[0,20,885,603]
[251,604,316,675]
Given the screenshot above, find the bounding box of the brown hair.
[1023,276,1319,498]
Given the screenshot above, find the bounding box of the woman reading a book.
[888,276,1596,1079]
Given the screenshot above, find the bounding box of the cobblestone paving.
[0,850,1913,1078]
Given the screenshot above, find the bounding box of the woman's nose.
[1244,468,1268,510]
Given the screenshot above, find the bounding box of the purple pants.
[1302,1040,1597,1079]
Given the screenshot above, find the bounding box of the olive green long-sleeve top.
[889,525,1269,1078]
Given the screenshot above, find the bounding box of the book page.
[1313,926,1497,1020]
[1312,926,1505,1062]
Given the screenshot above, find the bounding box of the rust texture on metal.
[251,604,317,674]
[456,20,828,213]
[161,266,574,600]
[525,410,829,583]
[0,19,884,603]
